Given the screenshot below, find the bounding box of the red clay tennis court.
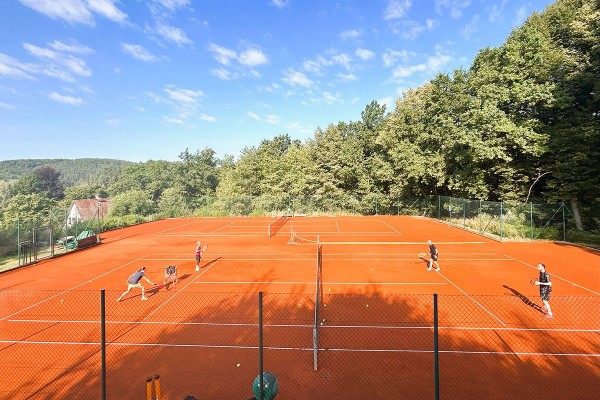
[0,216,598,399]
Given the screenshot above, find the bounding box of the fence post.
[530,202,533,240]
[437,196,441,220]
[100,289,106,400]
[433,293,439,400]
[562,203,566,241]
[258,291,264,400]
[479,200,482,234]
[500,201,504,241]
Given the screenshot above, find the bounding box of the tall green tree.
[539,0,600,229]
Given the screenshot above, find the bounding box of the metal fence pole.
[100,289,106,400]
[500,201,504,241]
[562,203,566,241]
[258,291,264,400]
[433,293,439,400]
[530,202,534,240]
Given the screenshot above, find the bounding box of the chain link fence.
[0,290,597,399]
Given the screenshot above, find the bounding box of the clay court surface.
[0,216,599,399]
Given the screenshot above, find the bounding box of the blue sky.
[0,0,554,162]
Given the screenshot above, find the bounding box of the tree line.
[0,0,598,234]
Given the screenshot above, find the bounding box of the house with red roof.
[66,197,111,228]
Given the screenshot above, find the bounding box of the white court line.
[335,221,340,232]
[1,340,596,357]
[158,234,265,237]
[319,241,486,245]
[209,221,235,234]
[0,255,148,322]
[143,259,220,321]
[504,254,600,296]
[154,220,198,235]
[436,270,507,327]
[6,319,598,333]
[379,219,403,236]
[194,281,447,285]
[144,257,314,261]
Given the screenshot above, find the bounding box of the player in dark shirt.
[535,263,553,318]
[116,266,155,301]
[426,240,440,271]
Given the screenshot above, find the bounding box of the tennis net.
[268,214,291,237]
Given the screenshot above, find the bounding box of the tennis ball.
[236,363,240,367]
[60,299,64,303]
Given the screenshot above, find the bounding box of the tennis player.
[195,241,205,271]
[116,267,155,301]
[426,240,440,271]
[535,263,553,318]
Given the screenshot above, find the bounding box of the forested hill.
[0,159,132,185]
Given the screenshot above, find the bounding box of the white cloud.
[22,43,92,81]
[0,102,16,110]
[461,14,480,39]
[121,43,160,62]
[155,23,193,46]
[19,0,127,25]
[154,0,190,11]
[87,0,128,23]
[49,92,83,106]
[355,48,375,61]
[514,6,528,26]
[211,68,238,80]
[62,56,92,77]
[340,29,361,40]
[488,0,507,23]
[0,54,36,79]
[321,91,342,105]
[378,97,393,108]
[270,0,289,9]
[199,114,216,122]
[384,0,412,20]
[282,69,313,87]
[331,53,353,70]
[303,56,330,74]
[23,43,59,59]
[208,43,237,66]
[163,115,185,124]
[265,114,280,124]
[435,0,471,19]
[392,19,426,40]
[164,87,204,104]
[391,51,452,79]
[337,73,357,82]
[209,44,268,70]
[238,48,268,67]
[247,111,260,121]
[48,40,93,55]
[382,50,412,67]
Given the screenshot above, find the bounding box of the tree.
[1,193,57,227]
[108,190,154,217]
[10,166,64,200]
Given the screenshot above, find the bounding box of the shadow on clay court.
[503,285,545,315]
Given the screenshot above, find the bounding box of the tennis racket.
[529,278,538,285]
[418,252,428,259]
[203,245,208,252]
